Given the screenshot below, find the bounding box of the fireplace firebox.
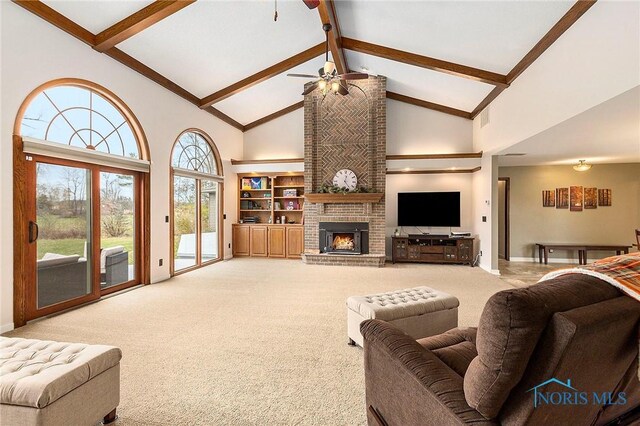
[319,222,369,255]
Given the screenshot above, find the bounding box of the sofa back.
[463,274,622,419]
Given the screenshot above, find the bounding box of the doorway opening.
[498,177,510,261]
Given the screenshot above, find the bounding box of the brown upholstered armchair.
[361,274,640,426]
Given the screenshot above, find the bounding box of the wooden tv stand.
[392,235,479,266]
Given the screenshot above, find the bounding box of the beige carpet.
[6,259,515,425]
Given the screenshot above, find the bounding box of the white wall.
[243,109,303,159]
[473,1,640,154]
[385,173,474,258]
[471,0,640,273]
[242,99,475,160]
[0,3,243,331]
[387,99,473,155]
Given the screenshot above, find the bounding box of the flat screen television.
[398,192,461,227]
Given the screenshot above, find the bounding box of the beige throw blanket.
[539,252,640,378]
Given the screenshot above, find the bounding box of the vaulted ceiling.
[17,0,595,132]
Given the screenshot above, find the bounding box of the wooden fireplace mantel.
[304,193,384,204]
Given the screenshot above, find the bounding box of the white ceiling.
[346,51,493,112]
[43,0,155,34]
[118,1,324,98]
[498,86,640,167]
[40,1,585,126]
[216,55,326,124]
[336,0,575,74]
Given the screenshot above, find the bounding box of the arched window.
[13,79,150,327]
[21,85,141,158]
[170,130,223,275]
[171,131,219,175]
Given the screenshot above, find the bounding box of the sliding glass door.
[34,162,94,310]
[26,156,141,319]
[173,176,198,271]
[201,180,220,263]
[100,171,137,290]
[172,176,221,273]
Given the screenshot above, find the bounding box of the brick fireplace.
[302,76,386,267]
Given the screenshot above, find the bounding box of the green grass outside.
[38,237,135,264]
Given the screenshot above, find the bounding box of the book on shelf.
[241,178,252,190]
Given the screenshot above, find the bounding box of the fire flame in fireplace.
[332,234,355,251]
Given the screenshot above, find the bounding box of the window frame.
[169,129,224,276]
[12,78,151,328]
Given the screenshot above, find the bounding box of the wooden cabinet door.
[392,238,408,262]
[250,226,268,257]
[268,226,286,258]
[457,239,472,262]
[286,226,304,259]
[232,225,250,256]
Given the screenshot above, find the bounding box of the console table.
[392,235,479,266]
[536,243,631,265]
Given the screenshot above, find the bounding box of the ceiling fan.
[287,23,368,96]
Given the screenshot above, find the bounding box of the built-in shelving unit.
[234,173,305,260]
[237,173,304,225]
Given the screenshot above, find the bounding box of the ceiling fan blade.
[302,0,320,9]
[287,73,320,78]
[337,72,369,80]
[318,67,325,77]
[302,82,319,96]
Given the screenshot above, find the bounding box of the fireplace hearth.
[319,222,369,255]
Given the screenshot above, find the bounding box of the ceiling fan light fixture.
[324,61,336,75]
[573,160,592,172]
[331,81,340,92]
[318,80,327,90]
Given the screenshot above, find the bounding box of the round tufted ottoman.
[0,337,121,425]
[346,286,459,347]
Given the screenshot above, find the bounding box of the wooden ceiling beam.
[13,0,243,131]
[471,0,597,118]
[470,86,506,119]
[199,43,324,108]
[318,0,348,75]
[343,38,508,87]
[12,0,95,46]
[386,91,472,120]
[94,0,196,52]
[507,0,597,83]
[243,101,304,132]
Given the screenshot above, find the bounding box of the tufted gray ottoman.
[346,286,459,347]
[0,337,121,426]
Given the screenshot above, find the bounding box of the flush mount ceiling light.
[573,160,592,172]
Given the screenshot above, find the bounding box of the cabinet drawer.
[421,254,444,261]
[421,246,444,254]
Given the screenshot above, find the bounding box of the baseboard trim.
[479,264,501,275]
[1,323,15,334]
[151,275,171,284]
[509,257,581,264]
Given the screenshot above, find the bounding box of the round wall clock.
[333,169,357,190]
